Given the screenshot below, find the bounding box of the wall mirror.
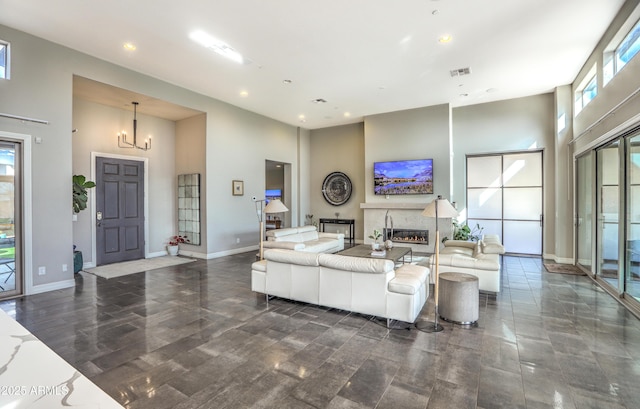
[178,173,201,245]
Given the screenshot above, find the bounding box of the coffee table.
[338,244,412,264]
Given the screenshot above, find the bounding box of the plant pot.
[371,242,381,251]
[167,245,179,256]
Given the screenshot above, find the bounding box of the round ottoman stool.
[439,272,479,324]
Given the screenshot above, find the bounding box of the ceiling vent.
[450,67,471,77]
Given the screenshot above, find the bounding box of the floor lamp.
[416,195,459,332]
[255,199,289,260]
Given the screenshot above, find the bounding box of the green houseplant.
[72,174,96,213]
[443,219,484,243]
[368,229,383,250]
[72,174,96,274]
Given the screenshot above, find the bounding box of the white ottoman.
[439,272,479,324]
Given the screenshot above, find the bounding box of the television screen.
[265,189,282,198]
[374,159,433,195]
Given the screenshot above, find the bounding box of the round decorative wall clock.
[322,172,352,206]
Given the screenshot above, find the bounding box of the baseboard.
[542,253,574,264]
[147,251,169,258]
[554,256,574,264]
[203,245,258,259]
[27,279,75,295]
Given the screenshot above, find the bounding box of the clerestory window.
[0,40,8,80]
[575,64,597,116]
[604,17,640,85]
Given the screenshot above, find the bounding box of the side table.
[319,218,355,244]
[439,272,479,324]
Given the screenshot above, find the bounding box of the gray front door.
[96,157,144,265]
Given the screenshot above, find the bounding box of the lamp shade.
[422,196,459,218]
[264,199,289,213]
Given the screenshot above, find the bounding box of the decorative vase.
[384,240,393,250]
[167,245,179,256]
[371,242,381,251]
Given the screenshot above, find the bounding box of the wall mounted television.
[374,159,433,195]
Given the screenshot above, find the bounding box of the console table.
[319,218,355,244]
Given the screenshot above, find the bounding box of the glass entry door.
[0,142,20,298]
[466,150,543,255]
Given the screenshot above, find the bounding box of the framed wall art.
[232,180,244,196]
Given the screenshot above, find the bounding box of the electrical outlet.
[62,264,68,272]
[38,266,46,275]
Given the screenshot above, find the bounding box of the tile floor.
[1,253,640,408]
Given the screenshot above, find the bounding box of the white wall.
[176,113,207,256]
[452,94,556,257]
[573,0,640,151]
[72,98,178,264]
[0,23,305,293]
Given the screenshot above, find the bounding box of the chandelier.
[118,102,151,151]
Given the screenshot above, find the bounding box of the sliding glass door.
[596,141,620,288]
[576,152,594,270]
[583,129,640,307]
[626,134,640,301]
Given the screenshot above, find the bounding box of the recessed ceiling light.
[486,88,498,93]
[344,112,351,117]
[239,90,249,97]
[438,35,452,43]
[460,93,469,97]
[189,30,248,64]
[123,43,137,51]
[432,9,439,15]
[298,114,306,122]
[283,79,292,84]
[312,98,327,104]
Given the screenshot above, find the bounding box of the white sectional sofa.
[264,225,344,253]
[251,249,430,325]
[429,234,505,293]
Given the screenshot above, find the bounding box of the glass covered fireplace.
[383,228,429,245]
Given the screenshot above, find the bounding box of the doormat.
[543,263,586,276]
[85,256,197,279]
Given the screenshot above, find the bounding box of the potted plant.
[368,229,382,250]
[167,235,189,256]
[72,174,96,213]
[443,219,484,242]
[72,175,95,275]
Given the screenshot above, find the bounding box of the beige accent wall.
[364,104,451,204]
[309,123,365,240]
